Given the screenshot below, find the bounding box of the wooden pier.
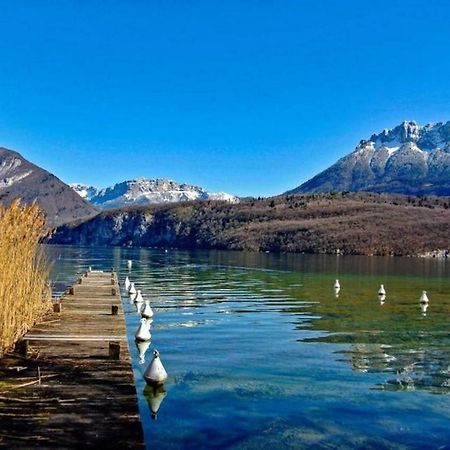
[0,270,144,448]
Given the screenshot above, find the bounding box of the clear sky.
[0,1,450,197]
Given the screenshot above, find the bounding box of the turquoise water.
[47,246,450,449]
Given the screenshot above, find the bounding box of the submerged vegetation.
[52,192,450,257]
[0,200,51,357]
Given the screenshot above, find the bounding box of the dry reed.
[0,199,51,357]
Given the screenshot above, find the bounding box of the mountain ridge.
[71,178,238,209]
[0,147,98,226]
[287,120,450,196]
[50,192,450,257]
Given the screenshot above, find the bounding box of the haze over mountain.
[288,121,450,196]
[71,179,238,210]
[0,148,98,226]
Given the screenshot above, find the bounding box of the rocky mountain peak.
[0,147,98,226]
[287,120,450,196]
[71,178,238,209]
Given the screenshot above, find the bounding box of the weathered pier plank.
[0,270,144,449]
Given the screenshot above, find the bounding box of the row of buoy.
[333,279,431,311]
[124,268,168,389]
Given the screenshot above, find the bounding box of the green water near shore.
[48,246,450,449]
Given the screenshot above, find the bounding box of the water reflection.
[136,340,151,364]
[46,245,450,449]
[144,385,167,420]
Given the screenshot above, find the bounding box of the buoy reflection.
[136,340,151,364]
[420,303,428,316]
[144,385,167,420]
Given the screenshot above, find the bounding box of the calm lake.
[47,245,450,449]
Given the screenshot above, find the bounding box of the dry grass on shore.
[0,200,51,356]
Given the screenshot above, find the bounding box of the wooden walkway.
[0,270,144,449]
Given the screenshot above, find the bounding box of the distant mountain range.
[71,179,238,210]
[0,148,98,226]
[287,121,450,196]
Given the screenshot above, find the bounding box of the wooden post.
[53,302,62,313]
[78,277,83,284]
[111,305,119,315]
[15,339,29,356]
[112,287,117,296]
[84,271,88,277]
[111,278,115,285]
[109,342,120,360]
[69,287,74,295]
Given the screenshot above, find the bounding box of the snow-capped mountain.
[287,121,450,196]
[71,178,238,209]
[0,147,98,226]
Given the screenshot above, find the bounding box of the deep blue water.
[47,246,450,449]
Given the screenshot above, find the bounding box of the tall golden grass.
[0,199,51,356]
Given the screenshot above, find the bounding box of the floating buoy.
[378,284,386,295]
[144,385,167,420]
[419,291,429,304]
[144,350,168,386]
[135,318,151,342]
[127,259,133,269]
[135,289,144,303]
[136,340,151,364]
[334,287,340,298]
[124,276,131,290]
[128,282,137,295]
[141,300,154,319]
[88,266,92,272]
[334,279,340,289]
[379,294,386,305]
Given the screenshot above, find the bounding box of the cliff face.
[51,194,450,257]
[288,121,450,196]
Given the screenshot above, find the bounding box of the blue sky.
[0,0,449,197]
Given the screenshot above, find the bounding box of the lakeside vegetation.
[0,200,52,357]
[52,192,450,257]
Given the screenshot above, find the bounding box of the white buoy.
[127,259,133,269]
[144,350,168,386]
[135,318,151,342]
[124,276,131,290]
[334,279,340,289]
[419,291,429,304]
[334,287,340,298]
[134,289,144,303]
[421,303,428,315]
[379,294,386,305]
[136,340,151,364]
[88,266,92,272]
[128,282,137,295]
[141,300,154,319]
[378,284,386,295]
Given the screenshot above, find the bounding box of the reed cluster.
[0,200,51,356]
